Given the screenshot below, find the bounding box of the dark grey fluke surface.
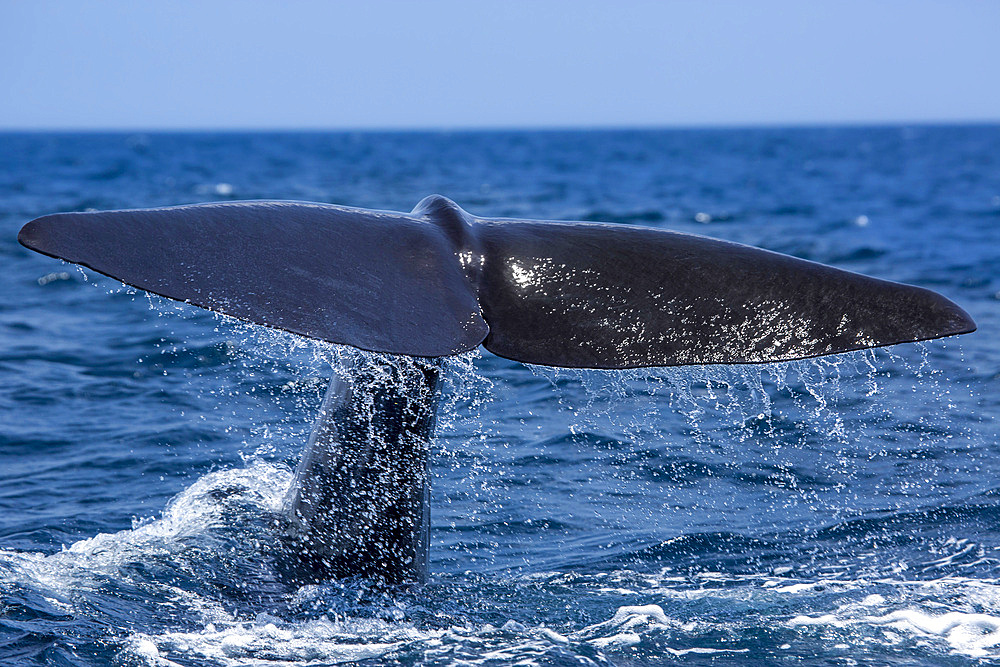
[19,195,975,368]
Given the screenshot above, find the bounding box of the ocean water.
[0,126,998,666]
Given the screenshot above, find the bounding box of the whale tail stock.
[18,194,975,368]
[279,357,441,585]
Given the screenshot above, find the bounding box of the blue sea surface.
[0,126,998,665]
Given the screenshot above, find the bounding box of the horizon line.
[1,118,999,134]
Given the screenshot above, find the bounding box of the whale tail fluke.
[18,195,975,367]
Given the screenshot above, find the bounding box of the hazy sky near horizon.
[2,0,998,130]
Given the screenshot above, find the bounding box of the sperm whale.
[18,195,976,583]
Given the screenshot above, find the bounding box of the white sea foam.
[787,577,1000,658]
[124,598,744,666]
[0,462,292,595]
[790,608,1000,658]
[130,617,424,666]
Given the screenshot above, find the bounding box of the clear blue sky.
[2,0,998,130]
